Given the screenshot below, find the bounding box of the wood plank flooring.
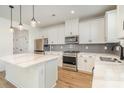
[0,68,92,88]
[55,68,92,88]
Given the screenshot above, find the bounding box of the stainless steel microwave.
[65,36,79,44]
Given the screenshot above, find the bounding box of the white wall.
[0,17,41,71]
[0,17,13,57]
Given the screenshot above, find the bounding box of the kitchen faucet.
[112,44,124,60]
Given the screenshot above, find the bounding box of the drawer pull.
[84,60,87,62]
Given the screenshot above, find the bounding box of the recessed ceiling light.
[70,10,75,14]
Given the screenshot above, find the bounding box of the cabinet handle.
[123,21,124,30]
[89,40,92,42]
[70,32,72,35]
[84,60,87,63]
[89,56,92,58]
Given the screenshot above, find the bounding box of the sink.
[100,57,122,63]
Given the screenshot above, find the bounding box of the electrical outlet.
[60,46,63,49]
[69,45,73,48]
[85,46,88,49]
[104,46,108,50]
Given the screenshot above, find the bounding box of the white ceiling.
[0,5,116,28]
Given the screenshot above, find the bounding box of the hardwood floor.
[0,72,16,88]
[0,68,92,88]
[55,68,92,88]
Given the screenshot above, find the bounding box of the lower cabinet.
[77,54,96,73]
[45,51,63,67]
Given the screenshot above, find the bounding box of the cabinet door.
[77,55,88,71]
[78,55,95,73]
[86,56,95,73]
[79,21,91,44]
[45,59,58,88]
[65,18,79,36]
[57,25,65,44]
[78,58,87,71]
[90,18,105,43]
[105,10,118,42]
[71,18,79,36]
[48,27,58,44]
[117,6,124,38]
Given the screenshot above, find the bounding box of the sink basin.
[100,57,122,63]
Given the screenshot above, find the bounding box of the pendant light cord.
[9,5,14,27]
[33,5,34,19]
[20,5,22,25]
[11,7,12,27]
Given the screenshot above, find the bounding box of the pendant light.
[18,5,23,31]
[30,5,37,27]
[9,5,14,32]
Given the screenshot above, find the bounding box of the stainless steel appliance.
[65,36,79,44]
[63,51,79,71]
[34,38,49,54]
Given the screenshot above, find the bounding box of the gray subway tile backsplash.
[49,43,119,55]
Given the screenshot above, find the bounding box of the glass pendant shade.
[18,5,23,31]
[31,5,37,27]
[9,5,14,32]
[10,26,14,32]
[31,18,36,27]
[18,23,23,31]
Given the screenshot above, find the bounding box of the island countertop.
[0,53,59,68]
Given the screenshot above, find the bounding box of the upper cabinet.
[48,26,58,44]
[117,6,124,39]
[90,18,105,43]
[57,25,65,44]
[47,24,65,44]
[105,10,118,42]
[65,18,79,36]
[79,18,105,44]
[79,20,91,43]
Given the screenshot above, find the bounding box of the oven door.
[63,56,76,65]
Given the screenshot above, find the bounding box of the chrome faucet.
[112,44,124,60]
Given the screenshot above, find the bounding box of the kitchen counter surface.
[92,54,124,88]
[0,53,59,68]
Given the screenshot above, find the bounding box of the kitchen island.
[0,53,59,88]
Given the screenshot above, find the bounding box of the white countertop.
[0,53,59,68]
[92,54,124,88]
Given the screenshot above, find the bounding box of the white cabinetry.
[79,18,105,44]
[105,10,118,42]
[77,53,96,73]
[47,24,65,44]
[45,51,63,67]
[65,18,79,36]
[117,6,124,39]
[79,21,91,43]
[57,25,65,44]
[48,26,58,44]
[90,18,105,43]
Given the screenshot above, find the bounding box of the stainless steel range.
[63,51,79,71]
